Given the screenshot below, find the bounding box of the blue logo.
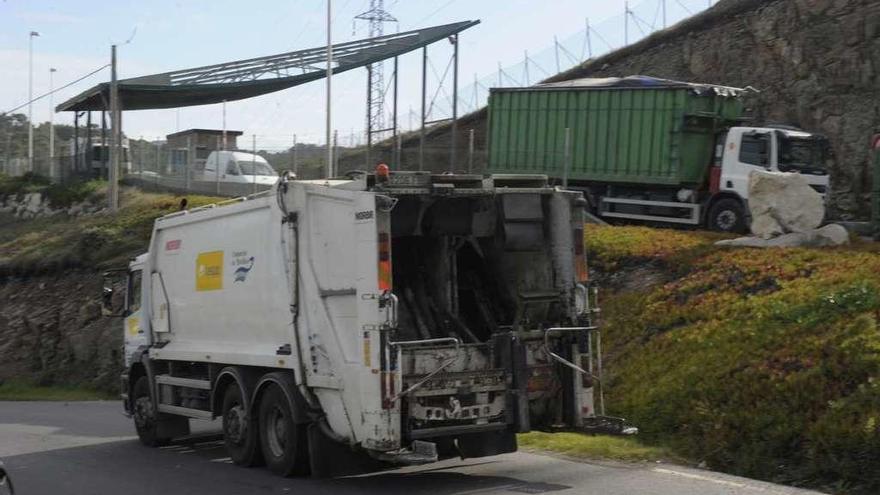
[234,256,255,282]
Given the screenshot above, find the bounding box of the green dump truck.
[486,76,831,232]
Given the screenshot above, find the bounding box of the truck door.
[123,266,150,368]
[721,128,773,199]
[285,182,400,449]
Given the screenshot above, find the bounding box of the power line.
[2,64,110,116]
[413,0,457,27]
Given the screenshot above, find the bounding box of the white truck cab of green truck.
[107,171,628,478]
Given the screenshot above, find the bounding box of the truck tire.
[132,376,171,447]
[708,198,747,233]
[257,384,309,476]
[222,385,263,467]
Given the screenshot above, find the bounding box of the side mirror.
[102,270,128,317]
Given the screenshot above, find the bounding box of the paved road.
[0,401,822,495]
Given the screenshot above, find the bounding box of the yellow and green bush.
[589,225,880,493]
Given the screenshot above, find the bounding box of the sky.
[0,0,699,152]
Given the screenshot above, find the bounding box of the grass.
[0,182,221,275]
[586,225,880,494]
[0,380,116,401]
[518,431,672,463]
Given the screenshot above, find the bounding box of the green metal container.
[487,79,744,187]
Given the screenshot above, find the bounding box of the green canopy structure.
[56,20,479,112]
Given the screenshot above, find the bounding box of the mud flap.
[306,423,384,478]
[457,429,517,459]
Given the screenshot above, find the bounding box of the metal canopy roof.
[57,20,479,112]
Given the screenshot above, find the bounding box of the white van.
[201,150,278,186]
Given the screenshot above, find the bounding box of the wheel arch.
[250,371,311,425]
[703,191,749,226]
[211,366,260,418]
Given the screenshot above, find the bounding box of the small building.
[165,129,243,174]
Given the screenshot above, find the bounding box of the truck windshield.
[778,134,829,174]
[237,160,275,176]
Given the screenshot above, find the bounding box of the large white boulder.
[748,170,825,239]
[716,223,850,248]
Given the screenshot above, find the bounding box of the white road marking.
[0,424,136,457]
[652,467,804,494]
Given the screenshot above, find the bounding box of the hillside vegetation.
[589,225,880,494]
[0,174,219,275]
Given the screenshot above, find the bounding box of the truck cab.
[702,127,831,232]
[717,127,830,199]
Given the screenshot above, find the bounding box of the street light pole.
[49,67,56,181]
[28,31,40,173]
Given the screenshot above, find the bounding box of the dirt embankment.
[0,271,119,392]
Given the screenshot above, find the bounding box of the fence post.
[562,127,571,189]
[216,135,221,196]
[468,128,475,174]
[185,135,192,192]
[139,135,144,176]
[291,134,297,177]
[333,129,339,177]
[154,139,160,191]
[252,134,257,195]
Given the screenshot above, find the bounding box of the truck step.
[157,404,214,420]
[155,374,211,390]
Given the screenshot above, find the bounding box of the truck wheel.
[708,198,747,233]
[222,385,263,466]
[258,385,309,476]
[132,376,170,447]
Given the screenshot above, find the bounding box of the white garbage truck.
[106,170,625,477]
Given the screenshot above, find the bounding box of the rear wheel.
[708,198,747,233]
[222,384,263,466]
[258,384,309,476]
[132,376,171,447]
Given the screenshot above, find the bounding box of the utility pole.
[625,2,630,45]
[554,36,561,73]
[584,18,592,59]
[662,0,667,28]
[355,0,397,153]
[523,51,529,86]
[49,67,56,181]
[419,46,427,171]
[325,0,333,178]
[28,31,39,173]
[109,44,120,212]
[450,33,459,171]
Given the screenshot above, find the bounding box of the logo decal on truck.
[196,251,224,291]
[233,255,255,282]
[165,239,182,253]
